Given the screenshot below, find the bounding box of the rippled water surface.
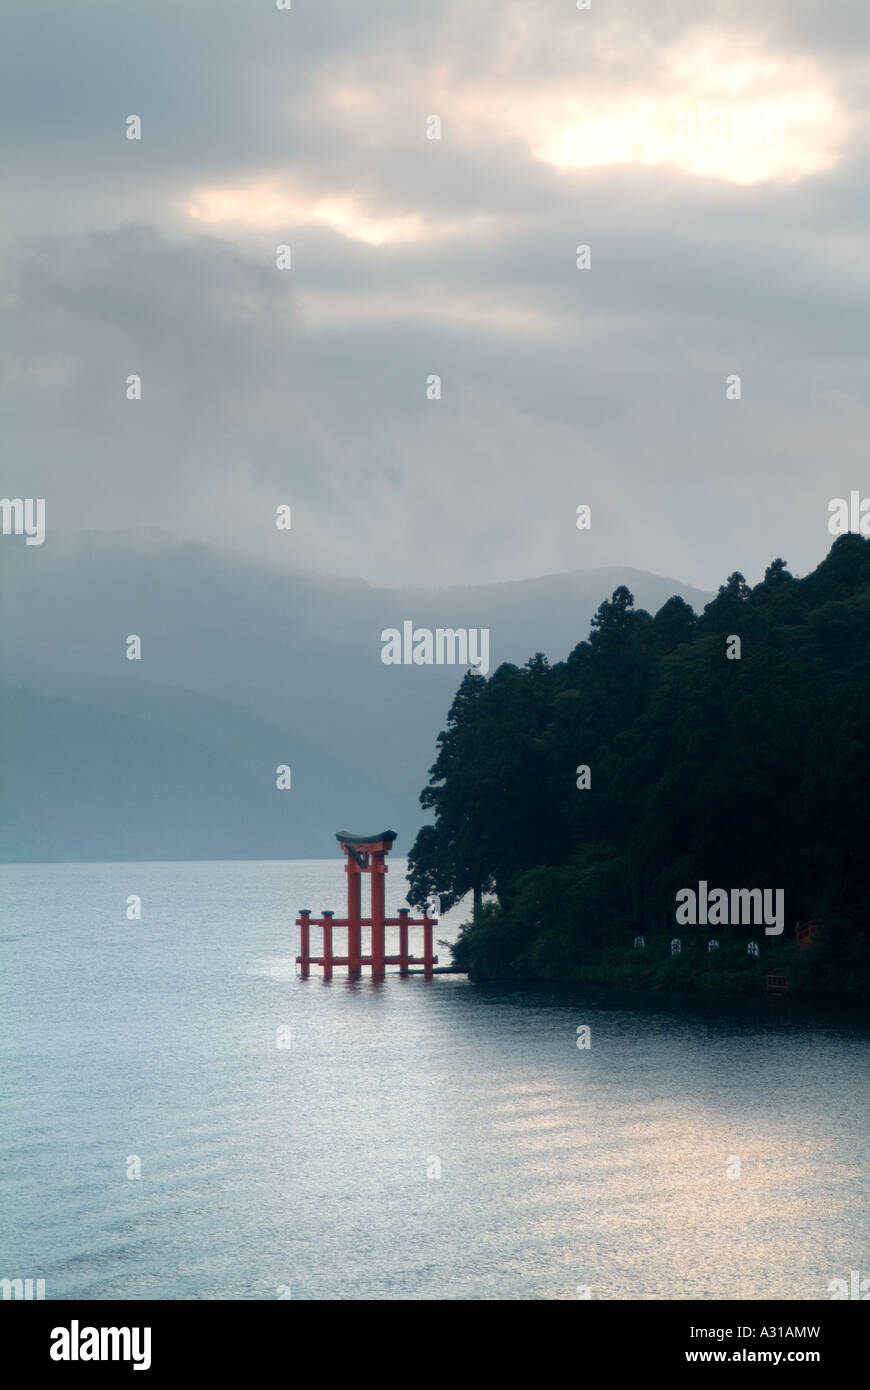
[1,860,868,1300]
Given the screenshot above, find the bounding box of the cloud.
[1,0,869,591]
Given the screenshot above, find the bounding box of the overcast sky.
[2,0,868,590]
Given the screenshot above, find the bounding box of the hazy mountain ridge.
[0,534,713,861]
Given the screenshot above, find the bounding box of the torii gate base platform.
[295,830,437,980]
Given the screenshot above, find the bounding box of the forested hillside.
[409,536,870,998]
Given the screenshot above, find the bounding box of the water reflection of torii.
[295,830,437,981]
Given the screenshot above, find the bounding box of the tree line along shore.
[408,535,870,1000]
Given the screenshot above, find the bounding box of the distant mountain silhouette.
[0,532,712,861]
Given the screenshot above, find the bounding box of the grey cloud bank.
[2,0,868,593]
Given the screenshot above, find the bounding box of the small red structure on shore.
[765,973,788,994]
[796,919,819,950]
[295,830,437,980]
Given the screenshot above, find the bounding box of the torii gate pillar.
[346,857,362,980]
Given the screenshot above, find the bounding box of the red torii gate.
[295,830,437,980]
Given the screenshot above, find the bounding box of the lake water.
[1,859,868,1300]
